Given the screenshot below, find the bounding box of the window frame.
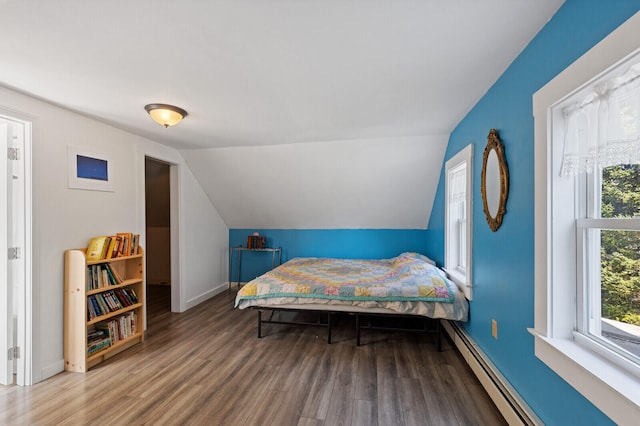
[445,144,473,300]
[576,167,640,375]
[532,12,640,424]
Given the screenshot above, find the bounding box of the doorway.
[144,157,172,318]
[1,113,31,386]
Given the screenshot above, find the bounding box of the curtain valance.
[561,62,640,175]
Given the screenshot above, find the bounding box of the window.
[577,165,640,372]
[532,12,640,424]
[445,144,473,299]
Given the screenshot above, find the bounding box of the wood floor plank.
[351,399,377,426]
[376,346,406,426]
[323,344,358,425]
[0,287,507,426]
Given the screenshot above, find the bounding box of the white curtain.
[449,166,466,203]
[561,62,640,176]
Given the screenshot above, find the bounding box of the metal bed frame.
[253,307,443,350]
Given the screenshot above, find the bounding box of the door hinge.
[8,247,21,260]
[8,347,19,361]
[7,147,20,161]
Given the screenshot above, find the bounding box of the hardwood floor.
[0,287,506,425]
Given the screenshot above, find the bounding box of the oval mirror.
[481,129,509,231]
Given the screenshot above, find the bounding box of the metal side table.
[229,246,282,289]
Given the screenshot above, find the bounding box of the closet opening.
[144,157,172,320]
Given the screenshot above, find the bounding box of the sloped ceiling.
[0,0,564,229]
[181,135,449,229]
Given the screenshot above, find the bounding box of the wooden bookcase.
[64,247,145,372]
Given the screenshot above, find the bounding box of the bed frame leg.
[328,312,332,344]
[258,310,262,338]
[356,314,361,346]
[437,319,442,351]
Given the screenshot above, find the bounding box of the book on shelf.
[117,232,132,256]
[93,311,137,346]
[85,233,140,260]
[247,235,267,249]
[104,236,117,259]
[95,294,109,315]
[109,235,122,259]
[87,289,139,320]
[87,311,138,356]
[103,263,119,285]
[107,263,124,284]
[131,234,139,258]
[86,264,120,290]
[87,298,97,321]
[87,328,111,355]
[86,236,110,261]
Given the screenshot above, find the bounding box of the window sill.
[528,328,640,424]
[444,268,469,291]
[444,268,471,300]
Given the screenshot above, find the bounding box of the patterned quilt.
[235,252,455,306]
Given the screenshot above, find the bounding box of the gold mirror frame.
[481,129,509,232]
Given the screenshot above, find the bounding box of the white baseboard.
[41,359,64,381]
[442,321,542,426]
[184,283,228,310]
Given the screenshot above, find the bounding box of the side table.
[228,246,282,289]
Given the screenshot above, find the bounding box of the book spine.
[125,288,138,304]
[95,294,109,314]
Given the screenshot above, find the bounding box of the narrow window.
[445,144,473,299]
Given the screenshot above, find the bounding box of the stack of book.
[87,288,139,320]
[94,311,137,348]
[86,232,140,261]
[87,328,111,355]
[247,235,267,249]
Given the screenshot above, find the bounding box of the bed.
[234,252,469,347]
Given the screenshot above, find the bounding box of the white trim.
[529,330,640,425]
[40,359,64,381]
[169,163,182,313]
[444,144,473,300]
[18,116,32,386]
[0,121,11,385]
[184,283,227,310]
[136,148,183,315]
[573,331,640,379]
[533,11,640,423]
[576,217,640,230]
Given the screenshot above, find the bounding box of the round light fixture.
[144,103,188,128]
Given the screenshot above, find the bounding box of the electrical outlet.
[492,319,498,339]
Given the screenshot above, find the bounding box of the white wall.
[181,135,449,229]
[0,85,228,383]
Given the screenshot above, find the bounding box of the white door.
[0,116,28,386]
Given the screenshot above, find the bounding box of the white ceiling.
[0,0,564,150]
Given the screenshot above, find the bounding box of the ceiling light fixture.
[144,103,188,128]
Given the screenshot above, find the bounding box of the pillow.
[393,252,437,267]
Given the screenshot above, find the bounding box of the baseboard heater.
[442,321,542,426]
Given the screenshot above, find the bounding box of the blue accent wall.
[229,229,428,282]
[426,1,640,424]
